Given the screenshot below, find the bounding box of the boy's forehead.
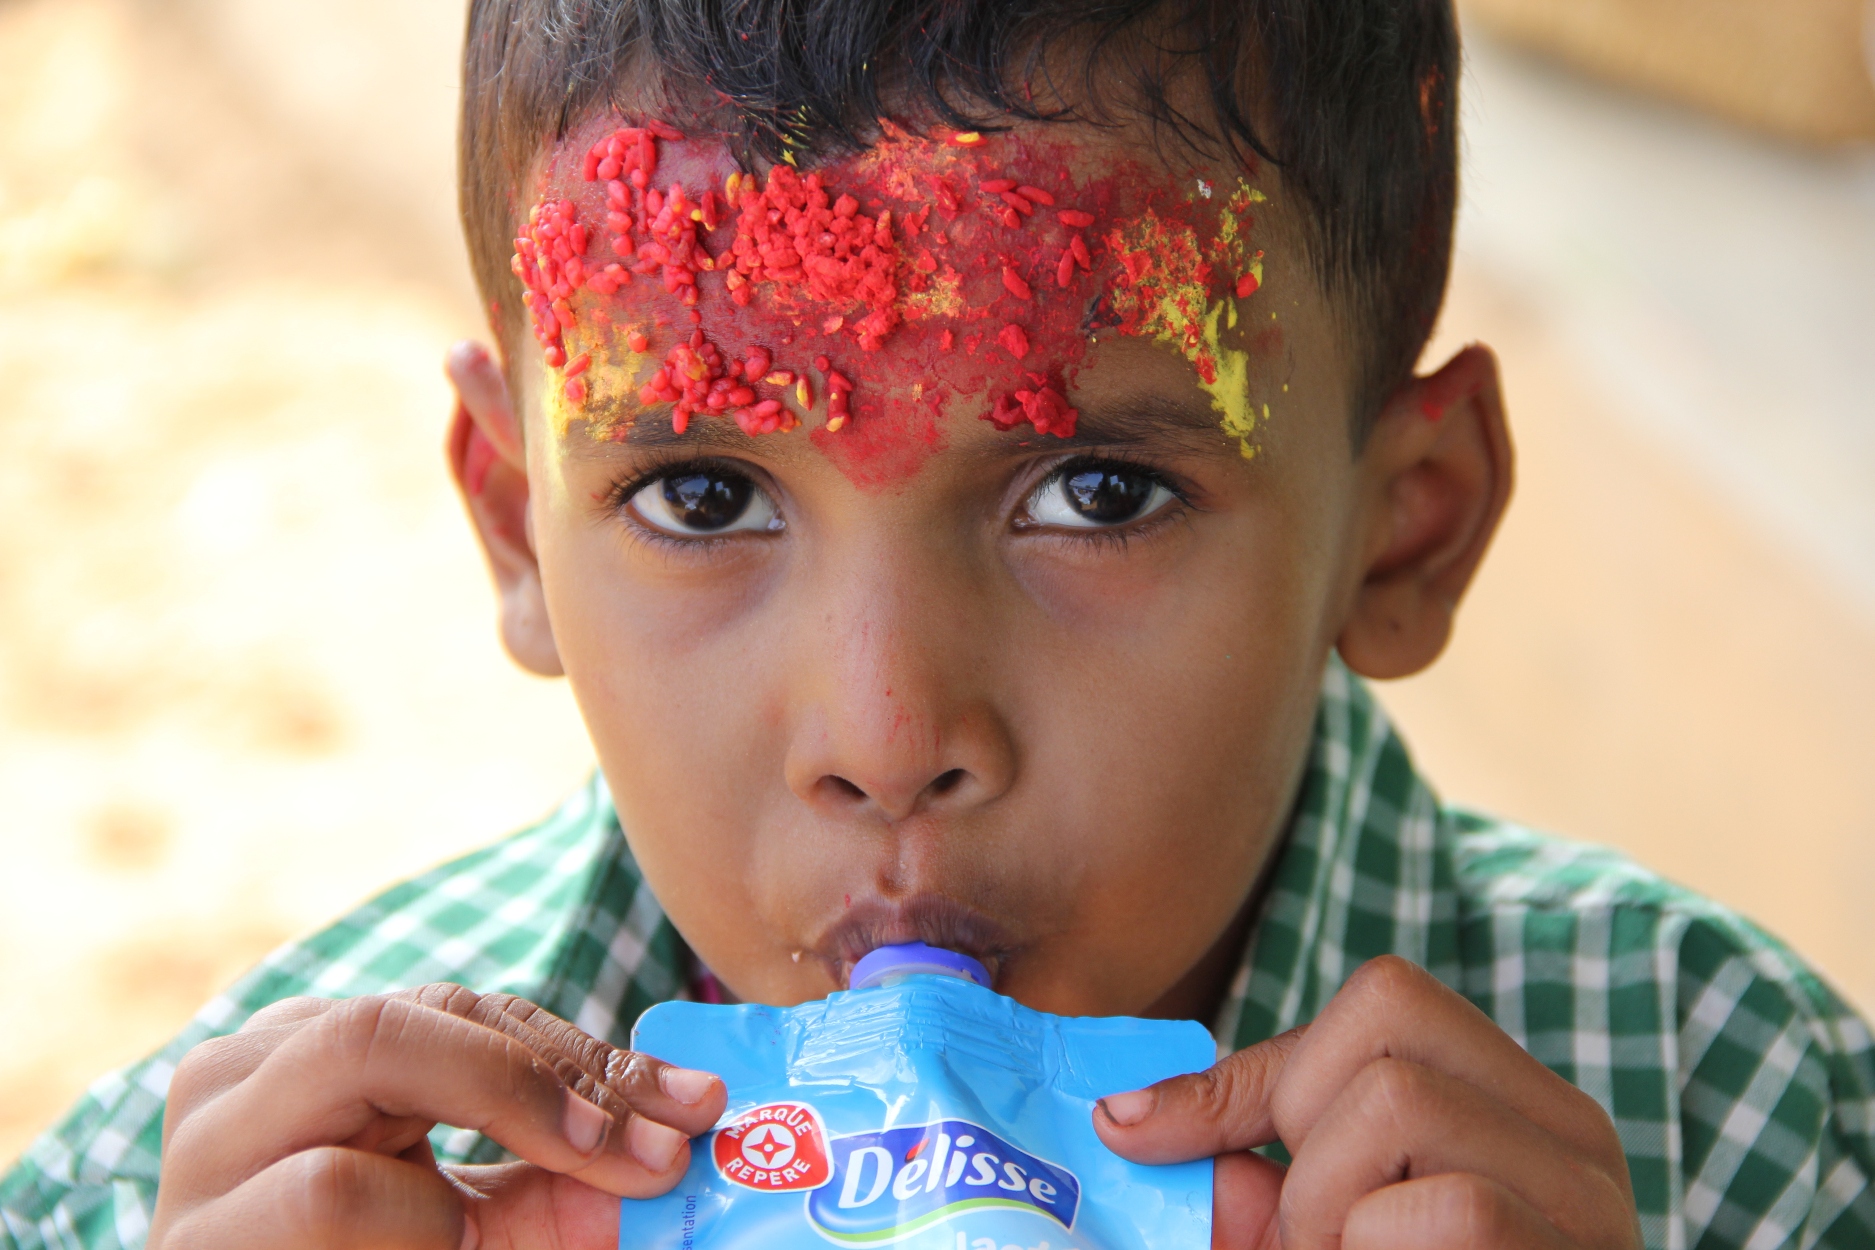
[511,116,1278,482]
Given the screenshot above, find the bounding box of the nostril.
[928,769,966,797]
[809,770,971,815]
[825,776,867,801]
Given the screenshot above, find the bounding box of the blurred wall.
[1463,0,1875,143]
[3,0,1874,1168]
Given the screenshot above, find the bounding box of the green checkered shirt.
[6,660,1873,1249]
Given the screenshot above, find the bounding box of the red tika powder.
[504,121,1277,450]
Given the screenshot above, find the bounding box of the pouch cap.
[849,941,990,990]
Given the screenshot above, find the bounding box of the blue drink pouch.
[621,944,1214,1250]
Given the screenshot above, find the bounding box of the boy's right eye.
[626,468,782,537]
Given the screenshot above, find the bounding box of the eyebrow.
[562,388,1231,460]
[1045,392,1233,451]
[561,404,813,461]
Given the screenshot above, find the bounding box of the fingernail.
[627,1115,688,1172]
[563,1089,611,1154]
[1099,1089,1156,1127]
[661,1066,719,1106]
[459,1214,481,1250]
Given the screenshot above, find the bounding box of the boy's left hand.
[1095,956,1643,1250]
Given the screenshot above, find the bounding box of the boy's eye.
[627,468,781,537]
[1024,463,1177,529]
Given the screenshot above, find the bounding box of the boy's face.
[457,117,1507,1018]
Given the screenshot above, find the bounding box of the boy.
[5,0,1873,1247]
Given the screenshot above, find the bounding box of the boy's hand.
[148,984,725,1250]
[1096,957,1643,1250]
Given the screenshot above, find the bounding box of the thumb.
[453,1163,624,1250]
[1214,1150,1286,1250]
[1094,1027,1305,1164]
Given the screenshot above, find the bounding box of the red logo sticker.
[712,1102,832,1192]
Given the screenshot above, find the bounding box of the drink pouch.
[621,959,1214,1250]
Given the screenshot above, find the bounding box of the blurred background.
[1,0,1871,1164]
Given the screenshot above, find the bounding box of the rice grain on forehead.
[460,0,1458,439]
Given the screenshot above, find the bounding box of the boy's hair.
[460,0,1458,440]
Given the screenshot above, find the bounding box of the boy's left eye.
[1023,463,1178,529]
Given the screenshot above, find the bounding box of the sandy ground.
[2,0,1872,1166]
[0,0,596,1159]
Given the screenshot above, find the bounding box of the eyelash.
[1022,454,1197,544]
[605,454,722,512]
[602,452,1197,552]
[604,454,776,554]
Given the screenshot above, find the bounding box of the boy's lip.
[812,896,1017,989]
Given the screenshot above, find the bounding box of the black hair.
[461,0,1458,439]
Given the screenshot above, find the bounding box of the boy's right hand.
[147,983,726,1250]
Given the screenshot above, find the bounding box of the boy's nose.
[781,573,1016,825]
[785,700,1017,823]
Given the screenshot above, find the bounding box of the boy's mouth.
[813,896,1017,990]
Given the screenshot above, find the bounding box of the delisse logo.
[712,1103,833,1192]
[805,1120,1081,1246]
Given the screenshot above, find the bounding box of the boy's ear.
[445,341,564,678]
[1336,344,1514,681]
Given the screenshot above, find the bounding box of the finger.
[446,340,522,460]
[1212,1151,1285,1250]
[354,996,706,1200]
[398,985,726,1136]
[164,999,346,1147]
[1280,1058,1632,1250]
[243,996,343,1033]
[1343,1174,1574,1250]
[160,1146,468,1250]
[342,1112,452,1159]
[1271,956,1618,1167]
[170,1031,439,1163]
[1095,1027,1305,1162]
[164,995,671,1207]
[388,985,724,1196]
